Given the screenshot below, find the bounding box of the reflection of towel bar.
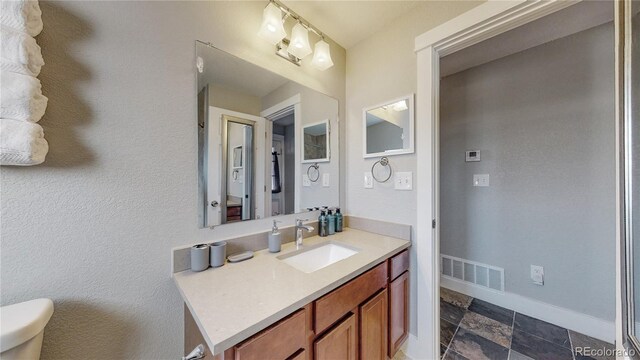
[371,157,392,183]
[307,163,320,182]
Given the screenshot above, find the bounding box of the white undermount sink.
[278,241,359,273]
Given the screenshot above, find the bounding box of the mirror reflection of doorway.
[223,116,254,223]
[271,112,296,216]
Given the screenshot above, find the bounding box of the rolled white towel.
[0,0,43,37]
[1,25,44,76]
[0,70,48,122]
[0,118,48,165]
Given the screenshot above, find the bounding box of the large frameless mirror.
[196,42,340,228]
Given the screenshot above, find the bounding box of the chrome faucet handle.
[296,218,308,226]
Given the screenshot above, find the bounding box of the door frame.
[411,1,582,358]
[261,94,302,213]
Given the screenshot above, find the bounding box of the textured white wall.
[345,0,484,334]
[0,2,345,359]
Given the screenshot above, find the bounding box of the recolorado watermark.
[575,346,635,358]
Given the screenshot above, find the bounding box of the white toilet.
[1,299,54,360]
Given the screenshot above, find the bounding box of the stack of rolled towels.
[0,0,48,165]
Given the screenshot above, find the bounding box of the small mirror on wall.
[302,120,330,163]
[363,94,414,158]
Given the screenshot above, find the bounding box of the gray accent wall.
[440,23,616,320]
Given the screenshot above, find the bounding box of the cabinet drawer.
[234,309,307,360]
[315,262,387,334]
[389,250,409,281]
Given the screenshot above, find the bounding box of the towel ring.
[307,163,320,182]
[371,157,392,183]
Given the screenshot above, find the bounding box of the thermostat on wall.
[466,150,481,162]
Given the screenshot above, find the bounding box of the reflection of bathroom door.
[207,107,267,226]
[241,125,253,220]
[272,135,285,215]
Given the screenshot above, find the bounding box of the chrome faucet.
[295,219,315,249]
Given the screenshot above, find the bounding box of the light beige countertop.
[172,227,410,355]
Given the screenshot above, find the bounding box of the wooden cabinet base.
[388,271,409,358]
[360,289,388,360]
[184,249,410,360]
[314,314,358,360]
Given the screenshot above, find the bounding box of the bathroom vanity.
[173,228,410,360]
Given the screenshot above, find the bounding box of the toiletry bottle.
[268,220,282,253]
[327,210,336,235]
[318,211,328,237]
[335,208,343,232]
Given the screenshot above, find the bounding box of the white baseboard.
[441,277,615,344]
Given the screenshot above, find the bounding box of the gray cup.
[210,241,227,267]
[190,244,210,272]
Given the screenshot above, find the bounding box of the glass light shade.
[287,23,312,59]
[258,3,286,45]
[311,40,334,71]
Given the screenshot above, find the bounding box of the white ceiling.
[440,1,614,77]
[281,1,424,49]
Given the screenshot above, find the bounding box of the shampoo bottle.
[318,211,328,237]
[335,208,343,232]
[327,210,336,235]
[268,220,282,253]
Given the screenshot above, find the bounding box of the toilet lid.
[0,298,54,353]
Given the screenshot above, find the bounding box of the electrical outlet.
[302,174,311,187]
[364,172,373,189]
[531,265,544,286]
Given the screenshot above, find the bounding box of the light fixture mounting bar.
[268,0,325,40]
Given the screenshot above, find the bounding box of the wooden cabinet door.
[235,309,307,360]
[388,271,409,357]
[360,289,388,360]
[314,313,357,360]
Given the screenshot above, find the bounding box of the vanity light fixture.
[311,39,334,71]
[383,100,409,112]
[257,2,287,45]
[258,0,334,71]
[392,100,408,111]
[288,22,312,59]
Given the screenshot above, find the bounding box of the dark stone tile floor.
[439,288,615,360]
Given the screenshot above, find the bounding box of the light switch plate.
[322,173,330,187]
[394,172,413,190]
[364,172,373,189]
[531,265,544,286]
[473,174,490,187]
[302,174,311,187]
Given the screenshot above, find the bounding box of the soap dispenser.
[335,208,343,232]
[318,211,328,237]
[327,210,336,235]
[268,220,282,253]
